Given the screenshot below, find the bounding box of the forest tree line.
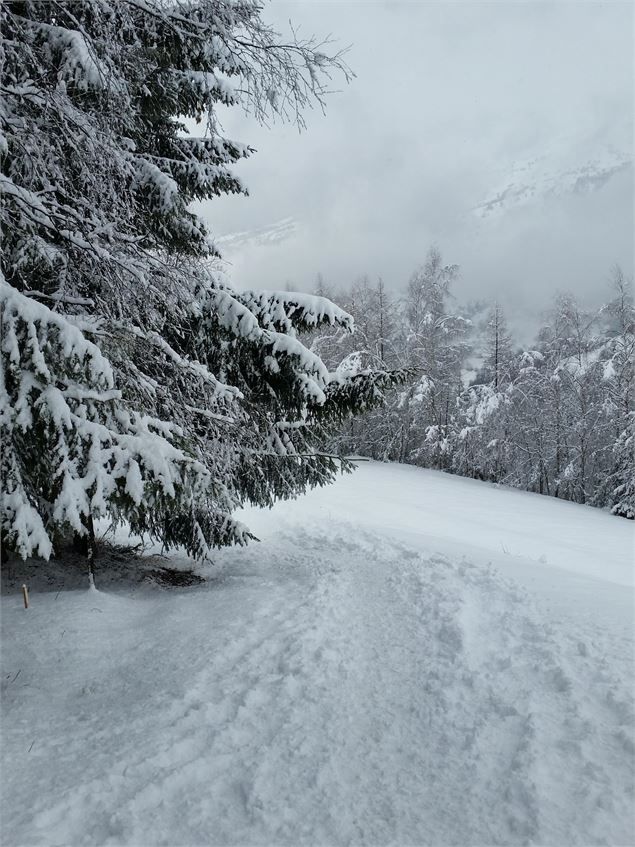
[307,250,634,518]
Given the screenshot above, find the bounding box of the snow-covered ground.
[2,463,633,846]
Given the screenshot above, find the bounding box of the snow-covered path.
[2,465,633,846]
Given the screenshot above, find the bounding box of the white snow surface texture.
[2,463,634,847]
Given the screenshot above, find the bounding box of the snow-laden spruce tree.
[608,413,635,519]
[596,268,635,517]
[1,0,402,564]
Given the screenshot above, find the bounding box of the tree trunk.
[75,515,97,588]
[86,514,96,588]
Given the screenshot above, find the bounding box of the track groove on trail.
[2,523,633,847]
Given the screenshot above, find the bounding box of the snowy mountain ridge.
[217,216,299,252]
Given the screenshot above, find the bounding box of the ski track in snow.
[2,515,633,847]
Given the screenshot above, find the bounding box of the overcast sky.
[195,0,633,318]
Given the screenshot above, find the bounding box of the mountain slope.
[473,145,632,218]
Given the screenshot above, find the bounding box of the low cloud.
[198,1,633,319]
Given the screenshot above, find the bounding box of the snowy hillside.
[216,216,299,252]
[473,144,632,218]
[2,464,633,846]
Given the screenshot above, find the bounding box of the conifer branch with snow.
[0,0,401,564]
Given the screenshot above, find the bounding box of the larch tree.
[402,247,470,469]
[481,302,513,390]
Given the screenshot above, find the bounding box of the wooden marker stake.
[22,584,29,609]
